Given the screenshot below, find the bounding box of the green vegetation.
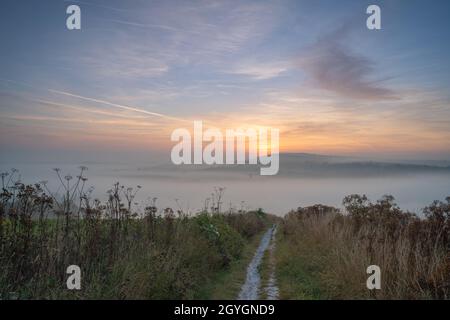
[1,167,448,300]
[257,248,271,299]
[196,231,265,299]
[0,168,273,299]
[276,198,450,299]
[276,230,325,299]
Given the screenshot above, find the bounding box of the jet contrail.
[0,78,188,123]
[47,89,184,122]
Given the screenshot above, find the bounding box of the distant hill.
[133,153,450,180]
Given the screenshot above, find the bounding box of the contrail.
[47,89,183,122]
[33,98,145,119]
[0,78,187,123]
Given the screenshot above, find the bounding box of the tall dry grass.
[278,196,449,299]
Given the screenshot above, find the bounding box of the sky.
[1,0,450,164]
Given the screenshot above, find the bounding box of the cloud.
[76,0,283,81]
[299,27,397,100]
[81,44,170,79]
[226,61,289,80]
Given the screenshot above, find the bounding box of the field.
[0,168,448,299]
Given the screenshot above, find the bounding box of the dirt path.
[264,226,279,300]
[237,225,279,300]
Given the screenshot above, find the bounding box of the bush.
[224,210,268,239]
[195,213,245,267]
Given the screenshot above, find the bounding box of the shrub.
[195,213,245,267]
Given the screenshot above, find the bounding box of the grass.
[257,247,271,299]
[196,230,265,299]
[0,168,275,300]
[275,198,450,299]
[275,228,325,299]
[1,167,448,300]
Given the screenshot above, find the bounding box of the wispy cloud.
[80,44,170,79]
[74,0,283,82]
[299,26,397,100]
[226,61,289,80]
[2,1,450,159]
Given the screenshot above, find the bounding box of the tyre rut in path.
[237,225,279,300]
